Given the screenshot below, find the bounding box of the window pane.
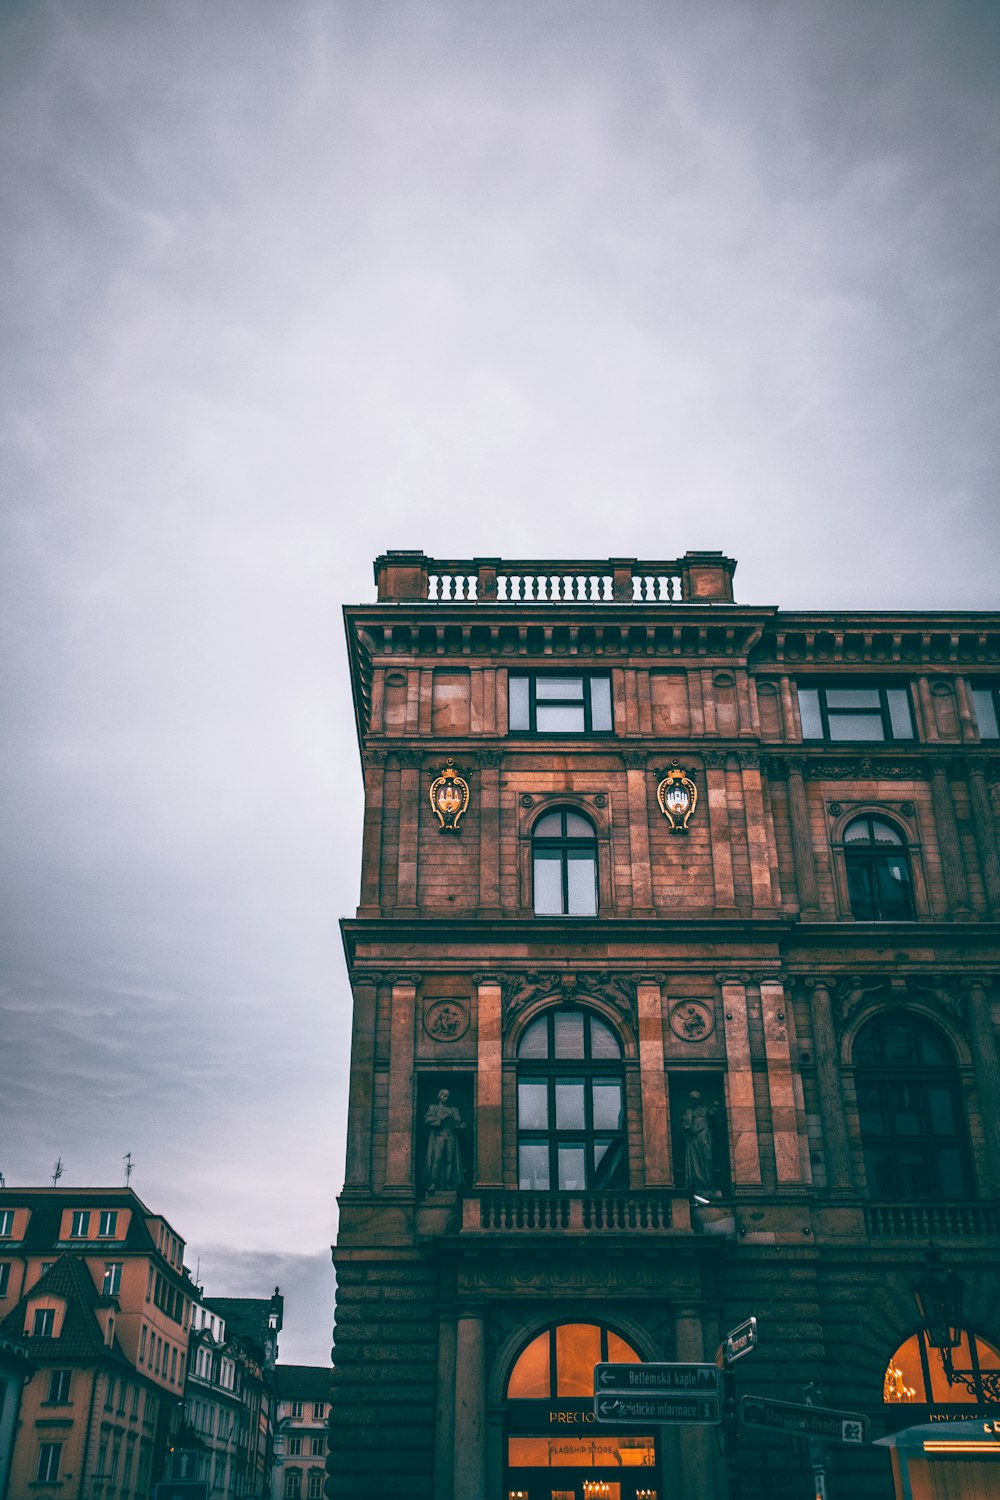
[508,675,530,731]
[972,688,1000,739]
[553,1010,585,1059]
[886,688,914,739]
[555,1323,602,1397]
[507,1331,551,1399]
[857,1084,887,1136]
[589,676,613,730]
[589,1017,621,1059]
[797,687,823,738]
[518,1082,549,1130]
[535,677,584,700]
[557,1145,586,1190]
[827,713,885,741]
[891,1084,923,1136]
[593,1139,626,1187]
[843,818,874,843]
[918,1028,951,1066]
[533,812,563,837]
[536,703,586,733]
[607,1332,641,1364]
[533,854,564,915]
[555,1081,586,1130]
[563,812,595,839]
[927,1086,958,1134]
[592,1081,623,1130]
[565,853,597,915]
[863,1147,898,1197]
[875,859,913,919]
[825,689,882,708]
[882,1021,918,1065]
[846,861,877,919]
[518,1143,550,1190]
[518,1017,549,1059]
[868,818,903,845]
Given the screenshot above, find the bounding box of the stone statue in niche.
[682,1091,720,1197]
[423,1089,466,1192]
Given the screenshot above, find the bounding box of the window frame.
[531,808,599,918]
[98,1210,118,1237]
[797,681,915,743]
[69,1210,90,1239]
[971,683,1000,740]
[508,672,614,736]
[37,1443,62,1483]
[0,1211,13,1238]
[103,1262,123,1298]
[516,1008,627,1192]
[0,1263,9,1296]
[841,814,916,922]
[32,1307,55,1337]
[47,1369,71,1404]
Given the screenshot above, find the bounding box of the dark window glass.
[797,683,915,742]
[532,809,598,916]
[972,686,1000,740]
[843,815,914,921]
[854,1013,970,1200]
[516,1007,626,1190]
[508,673,614,735]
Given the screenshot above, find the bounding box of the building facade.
[271,1365,330,1500]
[0,1187,196,1498]
[329,551,1000,1500]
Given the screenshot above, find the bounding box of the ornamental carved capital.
[736,749,760,771]
[477,748,504,769]
[396,749,423,769]
[622,749,647,769]
[361,747,389,769]
[702,750,728,769]
[760,756,789,781]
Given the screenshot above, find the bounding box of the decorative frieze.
[501,972,639,1033]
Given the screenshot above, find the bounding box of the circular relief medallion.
[669,1000,715,1042]
[423,1000,469,1043]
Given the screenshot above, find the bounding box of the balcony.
[460,1190,688,1235]
[373,551,736,605]
[865,1203,999,1240]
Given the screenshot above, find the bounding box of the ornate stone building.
[329,551,1000,1500]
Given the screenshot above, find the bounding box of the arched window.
[884,1331,1000,1406]
[517,1008,626,1190]
[854,1013,970,1200]
[507,1322,641,1399]
[532,809,598,916]
[843,815,914,920]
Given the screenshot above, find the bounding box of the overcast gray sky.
[1,0,998,1363]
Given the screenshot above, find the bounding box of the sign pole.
[804,1383,827,1500]
[723,1364,741,1500]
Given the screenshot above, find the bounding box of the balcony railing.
[462,1191,683,1234]
[373,551,736,605]
[865,1203,999,1239]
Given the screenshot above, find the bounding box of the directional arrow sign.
[740,1395,869,1445]
[594,1394,722,1426]
[722,1317,757,1365]
[595,1362,722,1395]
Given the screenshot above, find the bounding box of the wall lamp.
[911,1250,1000,1404]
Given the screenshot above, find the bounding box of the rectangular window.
[70,1210,90,1238]
[0,1211,13,1238]
[37,1443,61,1483]
[32,1307,55,1337]
[972,685,1000,740]
[98,1210,118,1237]
[139,1325,148,1361]
[313,1402,326,1420]
[290,1400,303,1418]
[508,673,614,735]
[106,1374,117,1410]
[0,1263,9,1295]
[310,1436,324,1456]
[103,1263,122,1297]
[797,683,915,742]
[288,1437,302,1456]
[47,1369,71,1403]
[308,1473,325,1498]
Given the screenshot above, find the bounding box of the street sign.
[740,1395,869,1445]
[594,1393,722,1426]
[722,1316,757,1365]
[595,1362,721,1396]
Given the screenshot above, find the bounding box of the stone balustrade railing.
[865,1202,999,1239]
[373,550,736,605]
[463,1190,685,1234]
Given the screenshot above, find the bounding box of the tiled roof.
[0,1188,162,1254]
[203,1292,282,1345]
[0,1253,131,1368]
[276,1364,333,1401]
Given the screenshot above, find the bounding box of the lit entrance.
[504,1323,660,1500]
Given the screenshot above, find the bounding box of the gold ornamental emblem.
[429,759,470,833]
[656,766,698,834]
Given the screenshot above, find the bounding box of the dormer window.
[32,1307,55,1336]
[0,1211,13,1237]
[70,1210,90,1238]
[98,1210,118,1237]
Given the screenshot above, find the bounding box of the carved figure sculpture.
[423,1089,466,1192]
[682,1091,717,1196]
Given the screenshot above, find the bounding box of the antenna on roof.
[0,1169,5,1187]
[51,1157,64,1186]
[123,1152,134,1187]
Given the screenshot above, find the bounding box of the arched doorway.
[882,1332,1000,1498]
[504,1322,659,1500]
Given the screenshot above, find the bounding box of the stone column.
[673,1305,715,1500]
[779,675,800,739]
[385,977,417,1190]
[705,753,737,916]
[625,751,653,912]
[720,979,761,1184]
[343,981,377,1191]
[453,1308,486,1500]
[358,750,387,916]
[964,980,1000,1196]
[739,751,775,910]
[954,676,978,741]
[396,750,422,915]
[805,980,853,1195]
[637,979,672,1186]
[785,757,819,917]
[929,760,971,918]
[478,751,502,916]
[475,978,504,1187]
[967,764,1000,917]
[434,1307,457,1500]
[760,980,810,1185]
[917,677,940,741]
